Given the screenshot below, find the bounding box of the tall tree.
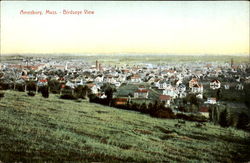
[101,83,116,106]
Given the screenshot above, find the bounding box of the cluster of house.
[1,58,249,118]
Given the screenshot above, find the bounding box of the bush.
[27,91,35,96]
[237,113,249,131]
[219,109,230,127]
[0,83,9,90]
[176,113,208,122]
[40,86,49,98]
[16,84,25,92]
[151,109,175,119]
[60,94,78,100]
[48,80,61,93]
[27,81,36,92]
[0,92,4,99]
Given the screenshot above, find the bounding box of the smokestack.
[99,63,101,71]
[96,60,99,70]
[231,58,234,68]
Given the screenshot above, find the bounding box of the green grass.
[0,90,249,162]
[116,83,160,103]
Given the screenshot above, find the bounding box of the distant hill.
[0,91,249,162]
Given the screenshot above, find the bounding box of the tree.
[101,83,116,106]
[211,105,221,124]
[0,86,4,99]
[219,109,230,127]
[244,83,250,108]
[75,85,84,99]
[27,91,35,96]
[26,81,36,92]
[40,86,49,98]
[73,85,92,100]
[9,69,21,90]
[148,100,157,114]
[140,103,147,113]
[131,103,139,111]
[148,103,153,111]
[48,79,61,93]
[189,94,198,105]
[237,113,249,130]
[216,88,222,100]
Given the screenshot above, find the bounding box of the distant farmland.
[0,91,249,162]
[2,54,249,66]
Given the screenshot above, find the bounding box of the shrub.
[27,81,36,92]
[16,84,25,92]
[176,113,208,122]
[237,113,249,131]
[75,85,92,99]
[151,108,175,119]
[0,83,9,90]
[60,94,78,100]
[0,92,4,99]
[40,86,49,98]
[27,91,35,96]
[48,80,61,93]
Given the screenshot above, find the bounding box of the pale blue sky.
[1,1,249,55]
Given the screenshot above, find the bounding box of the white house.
[94,76,103,83]
[205,97,217,104]
[117,75,126,83]
[130,75,141,83]
[37,79,48,87]
[113,81,121,87]
[224,84,230,90]
[86,83,99,94]
[104,75,116,83]
[210,79,221,90]
[191,83,203,93]
[65,81,75,89]
[235,83,244,90]
[154,80,168,90]
[134,89,149,99]
[159,95,172,106]
[189,78,199,89]
[177,83,186,93]
[163,87,178,99]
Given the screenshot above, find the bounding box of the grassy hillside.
[0,91,249,162]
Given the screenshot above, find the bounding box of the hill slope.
[0,91,249,162]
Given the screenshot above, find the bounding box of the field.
[2,54,249,66]
[0,91,250,162]
[115,83,161,103]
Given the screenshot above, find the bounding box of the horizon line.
[1,53,249,57]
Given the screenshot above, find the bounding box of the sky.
[0,1,249,55]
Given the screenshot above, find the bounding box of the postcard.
[0,1,249,162]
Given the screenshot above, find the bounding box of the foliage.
[176,113,208,122]
[60,94,78,100]
[75,85,91,99]
[219,109,230,127]
[16,83,25,92]
[26,81,36,92]
[40,86,49,98]
[237,113,250,131]
[27,91,35,96]
[244,83,250,108]
[0,92,4,99]
[48,79,61,93]
[0,82,10,90]
[101,83,116,106]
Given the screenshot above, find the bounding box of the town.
[1,55,250,130]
